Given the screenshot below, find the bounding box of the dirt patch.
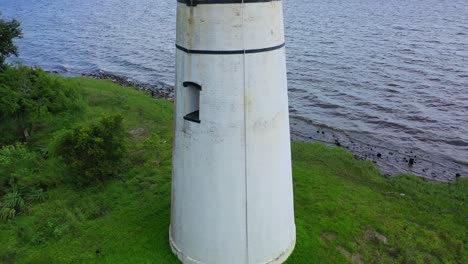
[338,246,364,264]
[320,232,337,244]
[364,228,388,245]
[128,127,149,139]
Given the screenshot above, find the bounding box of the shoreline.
[290,116,467,182]
[80,70,466,182]
[81,70,174,100]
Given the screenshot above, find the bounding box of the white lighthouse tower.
[170,0,295,263]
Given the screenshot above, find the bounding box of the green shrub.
[27,188,47,203]
[1,188,24,210]
[0,144,51,221]
[0,65,81,145]
[0,207,16,221]
[0,143,40,195]
[54,114,127,186]
[0,187,25,221]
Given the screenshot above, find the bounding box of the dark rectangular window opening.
[183,81,201,123]
[184,110,200,123]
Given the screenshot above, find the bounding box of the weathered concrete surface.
[171,1,295,263]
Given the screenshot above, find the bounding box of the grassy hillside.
[0,75,466,264]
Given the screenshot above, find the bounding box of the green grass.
[0,77,466,263]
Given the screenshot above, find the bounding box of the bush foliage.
[0,143,40,195]
[54,114,127,186]
[0,65,81,145]
[0,144,45,220]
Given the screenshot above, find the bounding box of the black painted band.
[178,0,281,6]
[176,43,285,55]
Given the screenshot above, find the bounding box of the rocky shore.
[83,70,466,182]
[290,116,467,182]
[83,70,174,100]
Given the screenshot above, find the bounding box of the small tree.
[0,13,23,66]
[54,115,127,186]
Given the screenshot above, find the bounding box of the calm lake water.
[1,0,467,180]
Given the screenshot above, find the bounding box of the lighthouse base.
[169,228,296,264]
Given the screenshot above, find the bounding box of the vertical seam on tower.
[241,1,249,263]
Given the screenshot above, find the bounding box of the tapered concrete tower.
[170,1,295,263]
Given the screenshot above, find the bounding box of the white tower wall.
[171,1,295,263]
